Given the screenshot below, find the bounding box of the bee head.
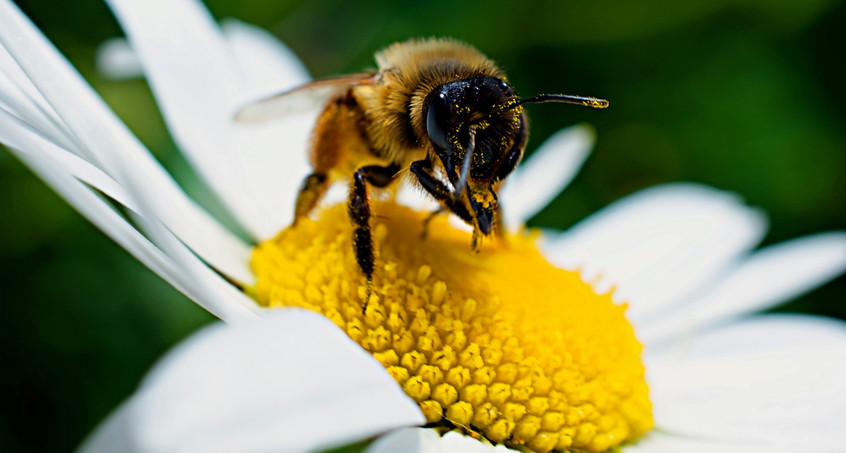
[423,77,608,236]
[423,76,525,234]
[424,76,523,181]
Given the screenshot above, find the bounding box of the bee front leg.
[410,159,474,229]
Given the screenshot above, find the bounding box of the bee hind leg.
[293,172,328,224]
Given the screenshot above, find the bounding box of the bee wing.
[235,73,379,123]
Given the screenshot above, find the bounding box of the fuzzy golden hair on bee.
[235,37,608,296]
[356,38,506,161]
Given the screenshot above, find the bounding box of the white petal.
[499,124,595,230]
[103,0,256,219]
[80,310,424,453]
[0,0,256,286]
[223,19,315,238]
[364,428,443,453]
[647,315,846,451]
[93,21,315,238]
[95,37,143,80]
[77,401,143,453]
[123,193,262,324]
[0,42,83,157]
[0,107,138,210]
[543,183,767,321]
[220,19,309,99]
[1,131,256,322]
[229,122,315,243]
[0,42,54,118]
[624,431,792,453]
[441,432,515,452]
[365,429,518,453]
[105,0,313,240]
[639,232,846,346]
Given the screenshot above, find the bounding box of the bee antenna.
[453,124,477,198]
[509,93,609,111]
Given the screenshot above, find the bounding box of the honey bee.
[237,38,608,288]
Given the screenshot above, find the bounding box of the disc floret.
[251,201,652,452]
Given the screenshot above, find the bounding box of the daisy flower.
[2,0,846,452]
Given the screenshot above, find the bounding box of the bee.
[237,38,608,289]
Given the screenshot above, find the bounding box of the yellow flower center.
[250,201,652,452]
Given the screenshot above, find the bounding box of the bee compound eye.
[426,92,450,150]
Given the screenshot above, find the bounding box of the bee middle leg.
[420,207,444,239]
[348,164,400,285]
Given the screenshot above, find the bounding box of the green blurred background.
[1,0,845,450]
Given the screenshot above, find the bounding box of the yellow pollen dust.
[250,201,652,452]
